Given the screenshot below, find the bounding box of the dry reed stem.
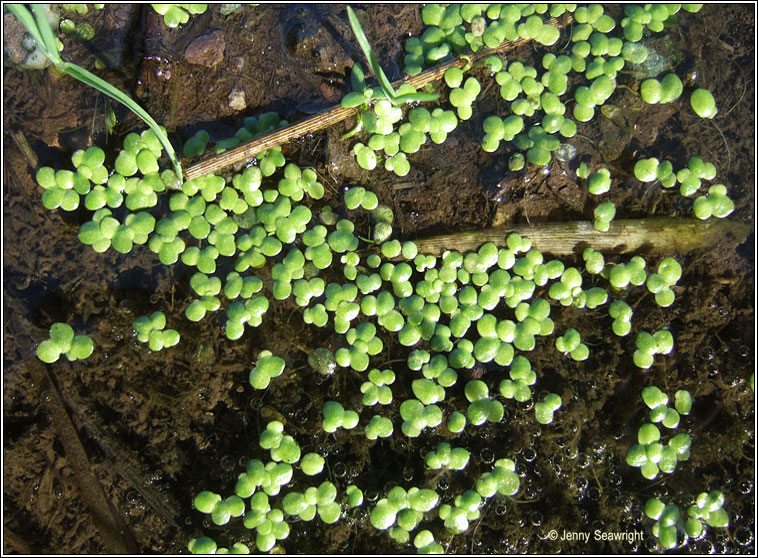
[409,217,751,257]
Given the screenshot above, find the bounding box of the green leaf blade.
[347,6,398,103]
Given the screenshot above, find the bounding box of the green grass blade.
[8,3,182,182]
[31,4,63,66]
[350,62,366,93]
[346,6,398,103]
[63,62,183,181]
[6,4,56,64]
[393,92,440,104]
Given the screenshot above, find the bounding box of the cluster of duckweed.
[169,158,703,551]
[29,3,745,555]
[634,155,734,218]
[626,386,692,480]
[407,3,564,76]
[132,311,180,351]
[344,3,584,175]
[600,254,682,311]
[644,489,729,550]
[57,3,103,41]
[151,4,208,28]
[35,322,94,364]
[342,62,458,176]
[211,113,289,175]
[574,163,616,230]
[389,2,733,235]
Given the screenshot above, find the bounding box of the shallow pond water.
[3,4,755,554]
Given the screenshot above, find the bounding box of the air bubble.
[554,143,577,164]
[522,447,536,462]
[220,455,235,471]
[480,447,494,464]
[734,526,753,546]
[573,477,588,495]
[577,453,591,469]
[643,536,658,552]
[515,461,527,477]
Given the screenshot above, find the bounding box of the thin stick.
[9,129,39,170]
[409,217,751,257]
[185,15,573,180]
[27,360,140,554]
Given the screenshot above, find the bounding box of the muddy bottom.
[3,4,755,555]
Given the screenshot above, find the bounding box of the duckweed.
[132,311,180,351]
[36,322,94,363]
[690,88,718,119]
[21,5,739,554]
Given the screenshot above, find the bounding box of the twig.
[9,129,39,170]
[184,15,573,180]
[27,360,140,554]
[57,382,183,529]
[407,217,751,257]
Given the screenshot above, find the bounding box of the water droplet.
[554,143,577,164]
